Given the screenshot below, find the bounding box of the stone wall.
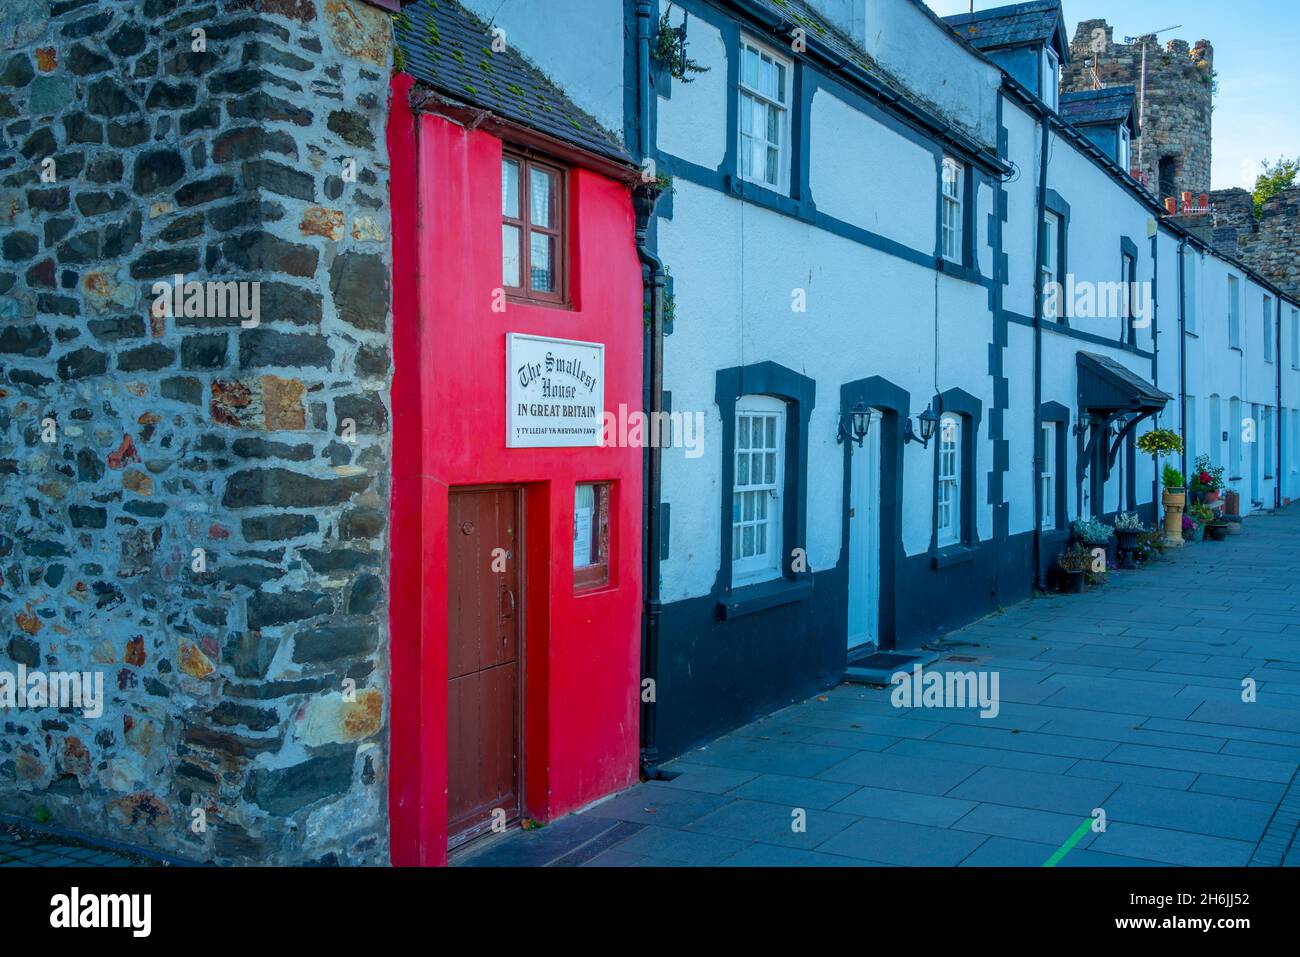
[1185,187,1300,303]
[1062,19,1213,200]
[0,0,395,864]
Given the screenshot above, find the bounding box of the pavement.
[458,507,1300,867]
[0,820,155,867]
[7,508,1299,868]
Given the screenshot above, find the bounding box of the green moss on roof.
[395,0,633,166]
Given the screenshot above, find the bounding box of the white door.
[847,410,882,650]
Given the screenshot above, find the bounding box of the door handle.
[500,586,516,620]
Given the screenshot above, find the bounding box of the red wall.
[388,77,644,865]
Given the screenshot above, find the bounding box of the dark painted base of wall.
[650,501,1167,762]
[651,528,1044,763]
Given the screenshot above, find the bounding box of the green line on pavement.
[1042,817,1095,867]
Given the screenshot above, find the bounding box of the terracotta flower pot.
[1207,523,1228,541]
[1162,488,1186,509]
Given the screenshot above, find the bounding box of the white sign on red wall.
[506,333,605,448]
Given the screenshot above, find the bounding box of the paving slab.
[459,510,1300,868]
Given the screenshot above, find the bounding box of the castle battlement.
[1062,19,1214,202]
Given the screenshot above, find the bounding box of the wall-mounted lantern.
[903,399,941,448]
[837,401,874,448]
[1073,412,1093,437]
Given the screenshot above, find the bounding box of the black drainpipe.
[1277,293,1284,509]
[635,0,666,779]
[1177,237,1188,481]
[1031,115,1048,589]
[1149,229,1159,513]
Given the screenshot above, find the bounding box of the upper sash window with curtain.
[738,39,792,193]
[941,157,964,265]
[1041,211,1061,319]
[502,152,566,305]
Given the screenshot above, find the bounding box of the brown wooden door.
[447,487,523,848]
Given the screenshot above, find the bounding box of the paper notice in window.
[574,505,594,567]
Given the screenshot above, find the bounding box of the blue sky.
[923,1,1300,189]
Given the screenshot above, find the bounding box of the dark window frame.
[1042,189,1070,325]
[1039,402,1069,532]
[502,150,569,307]
[573,481,613,592]
[929,387,982,557]
[1121,236,1138,346]
[713,361,816,615]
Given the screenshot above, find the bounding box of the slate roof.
[393,0,633,166]
[942,1,1067,59]
[745,0,1000,159]
[1060,85,1137,130]
[1078,352,1171,412]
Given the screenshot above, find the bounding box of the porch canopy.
[1076,351,1171,483]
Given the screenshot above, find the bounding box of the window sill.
[1040,526,1071,545]
[718,576,812,620]
[931,543,979,569]
[937,257,981,285]
[507,295,573,311]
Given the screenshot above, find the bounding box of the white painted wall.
[656,179,995,603]
[808,89,937,252]
[857,0,1002,148]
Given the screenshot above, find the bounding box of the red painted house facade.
[386,4,645,865]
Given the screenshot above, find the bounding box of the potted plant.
[1161,464,1187,546]
[1191,454,1224,506]
[1056,546,1089,593]
[1073,517,1113,547]
[1137,428,1185,459]
[1188,502,1214,541]
[1072,517,1113,568]
[1112,512,1144,568]
[1206,515,1229,541]
[1136,529,1166,562]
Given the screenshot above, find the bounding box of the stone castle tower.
[1062,20,1214,203]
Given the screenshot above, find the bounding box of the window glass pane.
[765,451,776,483]
[745,47,759,88]
[574,484,596,567]
[530,167,553,227]
[740,93,753,134]
[502,224,521,287]
[529,231,554,292]
[775,61,786,102]
[766,103,778,143]
[737,452,749,486]
[502,159,520,218]
[765,147,778,187]
[738,416,750,449]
